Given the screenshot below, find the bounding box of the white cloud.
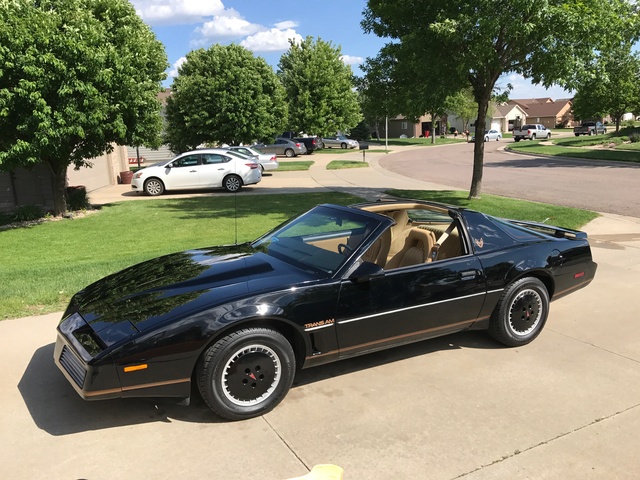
[168,56,187,78]
[498,73,573,100]
[240,28,303,52]
[132,0,226,25]
[274,21,298,30]
[196,12,262,39]
[341,55,363,66]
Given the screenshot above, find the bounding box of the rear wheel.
[284,148,295,158]
[223,174,242,192]
[488,277,549,347]
[531,134,536,140]
[514,137,521,142]
[197,328,295,420]
[144,178,164,196]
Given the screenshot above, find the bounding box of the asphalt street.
[379,140,640,217]
[2,145,639,479]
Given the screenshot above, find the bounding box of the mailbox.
[359,144,369,150]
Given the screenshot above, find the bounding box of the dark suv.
[281,132,323,154]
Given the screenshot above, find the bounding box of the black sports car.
[54,200,597,420]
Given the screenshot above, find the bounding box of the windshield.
[252,206,380,275]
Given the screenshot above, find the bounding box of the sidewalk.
[88,144,640,240]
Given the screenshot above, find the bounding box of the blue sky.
[130,0,573,100]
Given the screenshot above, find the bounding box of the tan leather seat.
[385,228,436,269]
[361,228,391,267]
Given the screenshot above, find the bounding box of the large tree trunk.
[468,92,491,199]
[45,160,68,216]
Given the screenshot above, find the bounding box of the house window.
[401,122,408,130]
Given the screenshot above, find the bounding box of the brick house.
[508,98,575,129]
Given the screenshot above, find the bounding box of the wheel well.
[512,271,555,299]
[145,177,163,186]
[193,318,308,377]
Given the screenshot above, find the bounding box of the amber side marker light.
[124,364,148,373]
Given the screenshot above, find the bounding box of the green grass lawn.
[326,160,369,170]
[274,160,314,171]
[1,190,597,320]
[507,141,640,163]
[0,192,361,320]
[388,190,598,230]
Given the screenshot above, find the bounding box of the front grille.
[59,345,87,388]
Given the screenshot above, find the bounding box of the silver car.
[228,146,279,172]
[255,138,307,157]
[322,135,359,149]
[471,129,502,142]
[131,148,261,195]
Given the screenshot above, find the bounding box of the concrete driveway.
[2,147,640,479]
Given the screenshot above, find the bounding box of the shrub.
[13,205,44,222]
[623,119,636,129]
[629,132,640,143]
[67,185,90,210]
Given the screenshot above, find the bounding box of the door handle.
[189,170,197,173]
[460,269,478,280]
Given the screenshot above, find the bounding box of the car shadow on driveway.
[17,344,225,436]
[19,332,500,435]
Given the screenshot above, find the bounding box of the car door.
[199,153,232,188]
[335,253,486,359]
[164,154,201,189]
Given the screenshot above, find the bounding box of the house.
[0,89,172,213]
[379,114,436,138]
[508,98,575,129]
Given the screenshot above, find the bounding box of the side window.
[172,155,200,168]
[202,154,225,165]
[276,139,285,145]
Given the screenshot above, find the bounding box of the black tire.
[223,174,242,192]
[144,178,164,196]
[284,148,295,158]
[259,164,265,173]
[531,134,536,140]
[488,277,550,347]
[514,137,520,142]
[340,142,347,149]
[484,136,489,142]
[589,130,594,136]
[575,133,580,136]
[197,328,296,420]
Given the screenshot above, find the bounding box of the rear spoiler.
[508,219,588,240]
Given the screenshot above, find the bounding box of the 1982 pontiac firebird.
[54,200,597,420]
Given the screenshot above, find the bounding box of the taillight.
[271,156,277,161]
[246,163,259,169]
[295,142,302,147]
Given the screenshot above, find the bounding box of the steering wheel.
[337,243,353,255]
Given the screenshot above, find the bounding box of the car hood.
[67,244,313,346]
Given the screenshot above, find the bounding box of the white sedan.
[131,148,261,195]
[227,146,279,172]
[322,135,359,149]
[471,129,502,142]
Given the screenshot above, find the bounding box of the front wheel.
[223,174,242,192]
[340,142,347,149]
[144,178,164,196]
[484,136,489,142]
[488,277,550,347]
[197,328,296,420]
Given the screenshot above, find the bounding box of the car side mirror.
[166,163,173,168]
[349,262,384,283]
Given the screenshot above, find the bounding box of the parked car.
[254,138,307,157]
[322,135,359,149]
[513,124,551,141]
[573,121,607,136]
[471,129,502,142]
[131,148,261,195]
[227,146,279,172]
[279,132,324,154]
[54,199,596,420]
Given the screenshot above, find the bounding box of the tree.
[363,0,639,198]
[572,45,640,132]
[164,44,287,151]
[446,88,478,135]
[278,37,362,136]
[0,0,167,215]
